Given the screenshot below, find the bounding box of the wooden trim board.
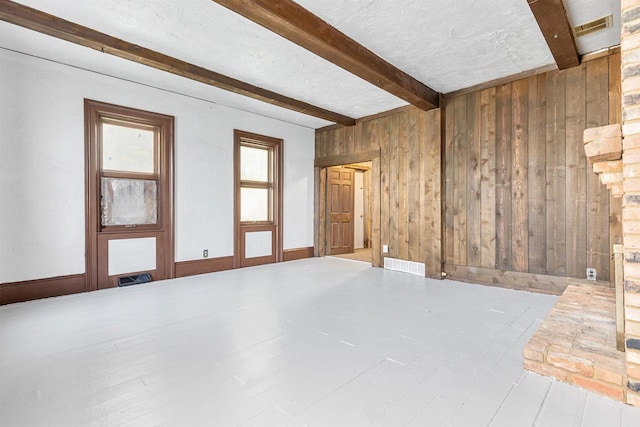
[445,264,611,296]
[283,247,315,262]
[0,274,86,305]
[175,256,234,278]
[315,149,381,168]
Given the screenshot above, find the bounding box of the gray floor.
[1,258,640,426]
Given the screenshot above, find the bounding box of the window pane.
[241,187,270,222]
[241,145,269,182]
[102,123,155,173]
[101,178,157,226]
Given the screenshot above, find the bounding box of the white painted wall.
[0,49,315,283]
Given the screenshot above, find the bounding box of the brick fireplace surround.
[525,0,640,407]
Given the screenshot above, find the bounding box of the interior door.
[327,166,354,255]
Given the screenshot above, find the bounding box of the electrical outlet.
[382,244,389,254]
[586,268,596,281]
[203,249,208,258]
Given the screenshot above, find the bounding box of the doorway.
[325,162,372,263]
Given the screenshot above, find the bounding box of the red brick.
[571,375,625,401]
[523,347,544,363]
[547,351,594,377]
[524,359,569,382]
[594,366,624,386]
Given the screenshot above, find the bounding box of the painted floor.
[1,257,639,426]
[331,248,372,264]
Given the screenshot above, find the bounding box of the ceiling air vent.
[574,14,613,38]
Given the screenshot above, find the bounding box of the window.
[238,139,277,223]
[85,99,174,291]
[234,130,283,268]
[98,119,160,229]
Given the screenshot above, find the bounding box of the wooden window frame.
[85,99,174,291]
[234,130,283,268]
[98,116,162,232]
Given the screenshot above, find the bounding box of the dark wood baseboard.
[444,265,611,296]
[283,246,315,262]
[0,274,86,305]
[175,256,234,278]
[1,251,313,305]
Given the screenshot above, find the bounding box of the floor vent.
[383,257,425,276]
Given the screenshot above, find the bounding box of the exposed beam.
[0,0,355,126]
[212,0,440,110]
[528,0,580,70]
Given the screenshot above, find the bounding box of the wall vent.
[383,257,425,276]
[574,14,613,38]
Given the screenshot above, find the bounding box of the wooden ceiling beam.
[0,0,355,126]
[528,0,580,70]
[212,0,440,110]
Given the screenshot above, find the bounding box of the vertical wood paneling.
[389,113,400,258]
[422,109,442,277]
[445,99,455,265]
[480,88,497,268]
[511,79,529,272]
[528,74,547,274]
[467,93,482,267]
[453,96,468,265]
[371,157,381,267]
[408,109,420,261]
[495,83,513,270]
[380,116,391,258]
[609,52,622,283]
[545,71,567,276]
[314,166,320,256]
[586,58,611,280]
[315,107,442,272]
[319,168,327,256]
[564,65,587,278]
[315,52,616,284]
[398,112,410,260]
[428,109,442,278]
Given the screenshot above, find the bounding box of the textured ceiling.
[0,0,623,128]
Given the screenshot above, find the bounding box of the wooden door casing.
[327,166,355,255]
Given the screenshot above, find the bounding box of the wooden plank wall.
[444,54,619,283]
[315,107,442,278]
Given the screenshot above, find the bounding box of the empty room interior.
[6,0,640,425]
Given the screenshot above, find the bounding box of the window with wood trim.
[234,130,283,268]
[97,115,164,230]
[237,136,279,224]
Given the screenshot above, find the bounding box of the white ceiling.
[0,0,622,129]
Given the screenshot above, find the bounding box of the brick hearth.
[524,284,626,402]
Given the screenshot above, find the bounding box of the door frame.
[84,99,175,291]
[314,152,381,266]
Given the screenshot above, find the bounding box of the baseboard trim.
[444,265,611,296]
[0,274,86,305]
[175,256,234,278]
[283,247,315,262]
